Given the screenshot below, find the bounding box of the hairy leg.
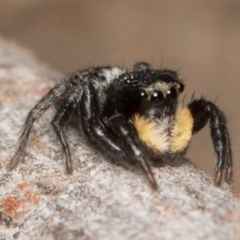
[80,83,157,188]
[8,82,67,170]
[187,98,233,185]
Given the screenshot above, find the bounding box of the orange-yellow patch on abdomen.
[170,107,193,153]
[132,114,169,153]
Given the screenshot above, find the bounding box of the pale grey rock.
[0,38,240,240]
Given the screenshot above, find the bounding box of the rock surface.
[0,38,240,240]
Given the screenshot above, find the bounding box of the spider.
[8,62,233,188]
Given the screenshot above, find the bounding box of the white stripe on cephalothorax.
[102,67,126,83]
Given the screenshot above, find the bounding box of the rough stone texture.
[0,38,240,240]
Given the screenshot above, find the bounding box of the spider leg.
[51,86,87,174]
[187,98,233,185]
[51,101,74,174]
[108,114,157,188]
[80,84,126,156]
[8,82,67,170]
[80,84,157,188]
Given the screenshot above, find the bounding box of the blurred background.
[0,0,239,190]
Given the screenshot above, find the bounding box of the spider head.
[104,62,184,119]
[119,65,184,118]
[139,78,184,106]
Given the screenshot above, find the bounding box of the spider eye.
[151,91,164,105]
[166,87,178,100]
[177,83,184,93]
[133,62,151,71]
[139,90,148,98]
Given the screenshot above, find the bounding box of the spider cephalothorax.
[9,62,233,188]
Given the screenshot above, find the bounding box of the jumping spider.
[9,62,233,188]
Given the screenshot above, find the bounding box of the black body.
[8,62,233,188]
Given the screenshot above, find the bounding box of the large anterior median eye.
[150,91,164,105]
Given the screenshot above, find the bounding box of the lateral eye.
[151,91,164,105]
[166,87,178,99]
[177,83,184,93]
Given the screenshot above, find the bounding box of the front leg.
[109,114,157,188]
[80,83,157,188]
[187,98,233,185]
